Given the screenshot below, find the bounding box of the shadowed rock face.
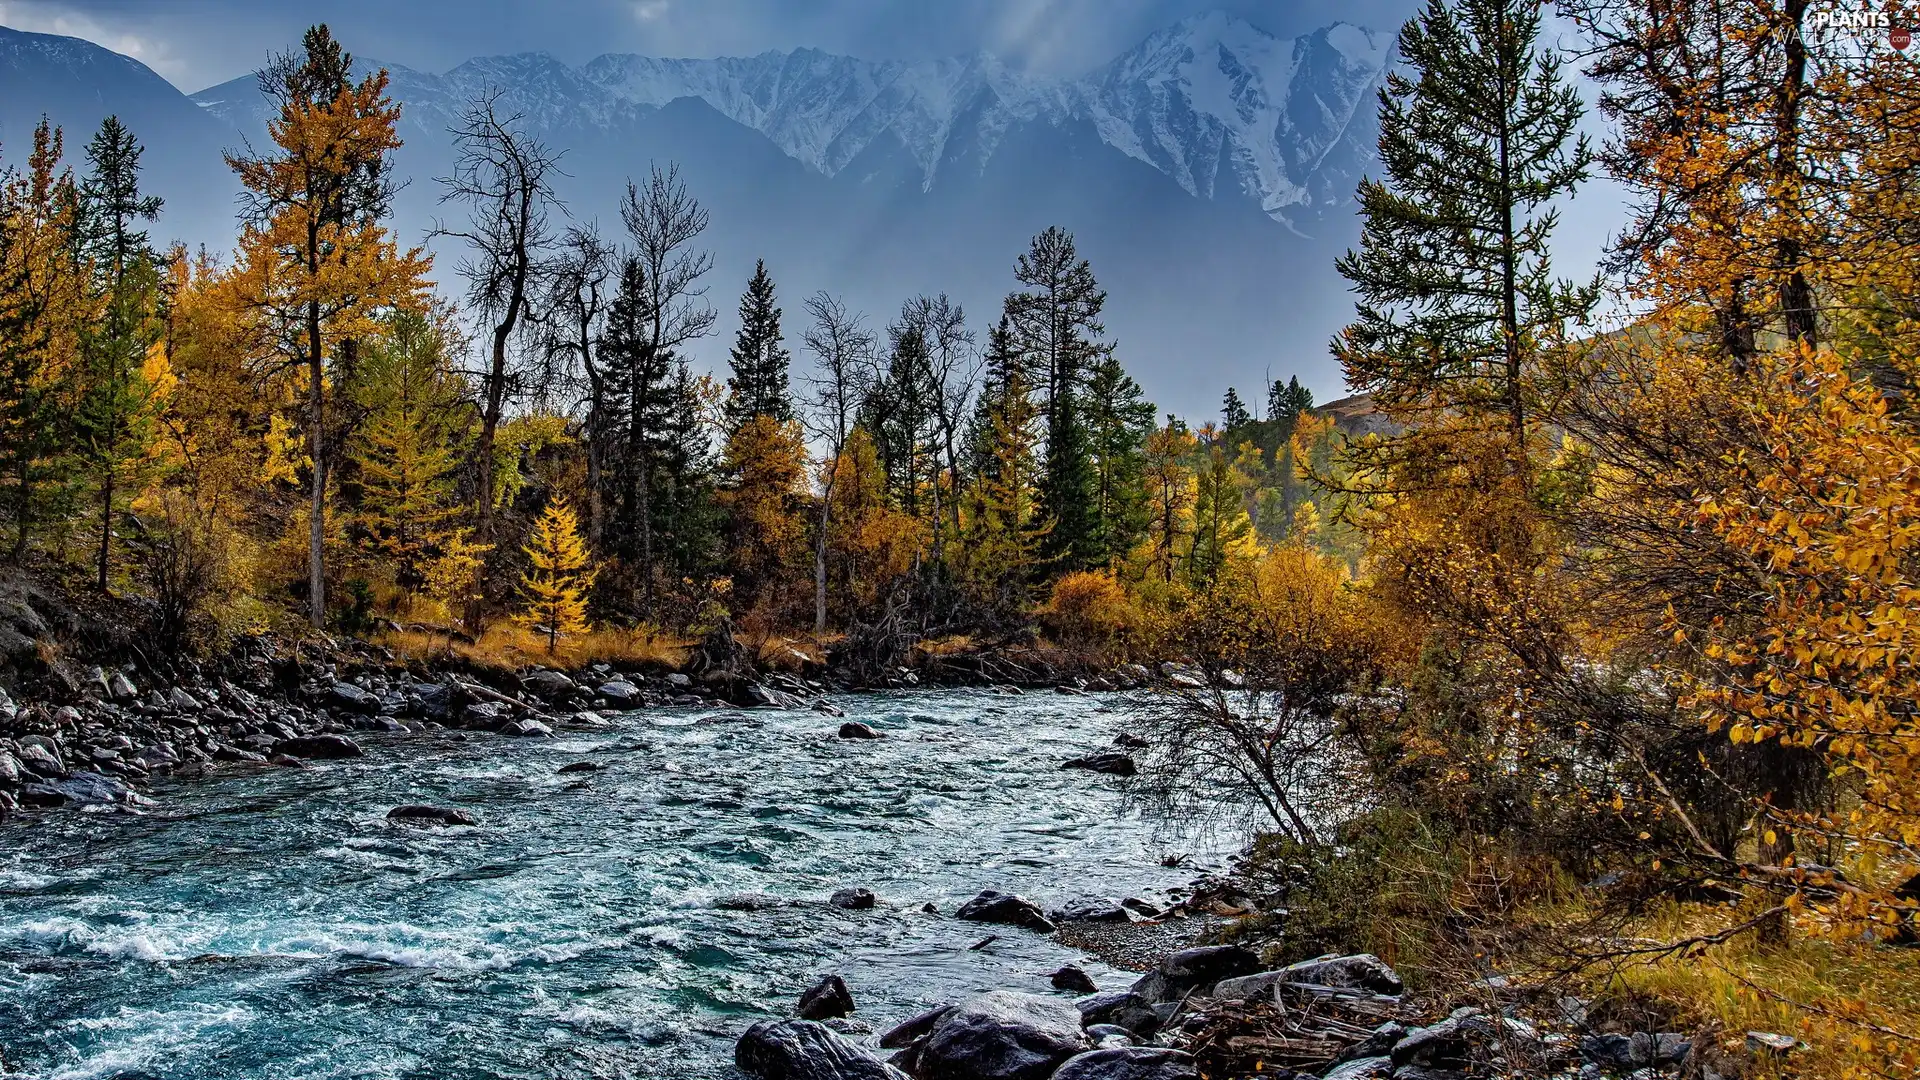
[735,1019,907,1080]
[912,991,1093,1080]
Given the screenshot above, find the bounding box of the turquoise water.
[0,690,1193,1079]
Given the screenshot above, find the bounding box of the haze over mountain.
[0,12,1393,419]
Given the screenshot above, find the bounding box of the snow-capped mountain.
[1,12,1396,416]
[189,12,1389,232]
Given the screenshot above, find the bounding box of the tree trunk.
[96,471,113,592]
[307,299,326,630]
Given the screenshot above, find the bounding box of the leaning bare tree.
[799,292,877,633]
[434,88,563,624]
[619,162,716,609]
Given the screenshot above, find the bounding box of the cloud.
[632,0,668,23]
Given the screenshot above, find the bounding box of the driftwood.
[448,676,553,719]
[1183,982,1413,1076]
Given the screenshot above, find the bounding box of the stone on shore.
[1050,965,1099,993]
[735,1019,907,1080]
[1052,1047,1199,1080]
[1127,945,1261,1004]
[274,734,362,760]
[910,991,1091,1080]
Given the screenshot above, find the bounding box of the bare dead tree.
[896,293,977,551]
[433,88,563,624]
[799,292,877,633]
[543,221,615,549]
[619,162,715,608]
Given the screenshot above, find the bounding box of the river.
[0,689,1204,1079]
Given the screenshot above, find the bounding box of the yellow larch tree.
[515,495,594,654]
[223,24,431,629]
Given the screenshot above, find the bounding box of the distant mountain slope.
[0,13,1389,416]
[0,25,237,248]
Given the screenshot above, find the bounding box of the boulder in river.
[735,1019,906,1080]
[955,889,1057,933]
[1054,897,1138,923]
[837,721,883,739]
[388,805,476,826]
[1052,1047,1199,1080]
[520,669,576,697]
[796,974,856,1020]
[830,887,877,910]
[502,719,555,737]
[597,680,641,706]
[1050,965,1099,993]
[1062,753,1137,777]
[557,761,604,774]
[20,770,127,808]
[910,991,1092,1080]
[274,734,362,760]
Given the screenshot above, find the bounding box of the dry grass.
[1601,908,1920,1080]
[380,623,687,672]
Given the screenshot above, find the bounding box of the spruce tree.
[1268,375,1312,425]
[724,258,792,431]
[1083,353,1155,568]
[1006,227,1108,572]
[1222,387,1251,431]
[1335,0,1594,466]
[75,116,168,591]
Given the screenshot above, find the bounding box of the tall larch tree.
[225,24,431,628]
[516,494,594,653]
[1082,351,1155,568]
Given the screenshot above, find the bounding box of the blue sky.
[0,0,1423,90]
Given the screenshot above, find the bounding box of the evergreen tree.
[1189,439,1255,588]
[516,495,595,653]
[74,116,169,591]
[1222,387,1251,431]
[1083,352,1155,568]
[1334,0,1594,467]
[1268,375,1312,425]
[953,367,1049,624]
[724,259,792,431]
[348,311,472,596]
[1005,227,1108,571]
[862,323,938,518]
[600,255,680,603]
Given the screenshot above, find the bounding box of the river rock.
[955,889,1056,933]
[1075,992,1160,1036]
[1277,953,1404,996]
[1054,897,1138,923]
[557,761,604,774]
[1127,946,1261,1004]
[168,687,202,710]
[107,671,138,700]
[597,680,640,705]
[388,805,476,826]
[880,1005,956,1049]
[830,887,877,910]
[328,681,384,715]
[1321,1057,1394,1080]
[521,669,576,697]
[274,734,362,759]
[18,735,65,776]
[1050,965,1099,993]
[21,770,126,807]
[1052,1047,1198,1080]
[796,974,856,1020]
[502,719,555,737]
[1062,752,1137,777]
[0,750,20,784]
[913,991,1092,1080]
[735,1019,907,1080]
[837,722,883,739]
[665,672,692,688]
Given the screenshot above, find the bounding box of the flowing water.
[0,689,1206,1080]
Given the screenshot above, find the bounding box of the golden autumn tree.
[1138,419,1197,586]
[718,414,808,615]
[823,426,926,618]
[515,495,594,653]
[0,120,90,560]
[224,24,430,629]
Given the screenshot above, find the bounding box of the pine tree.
[516,495,594,653]
[1334,0,1593,469]
[74,115,169,591]
[1222,387,1251,431]
[953,367,1050,623]
[1006,227,1108,572]
[718,414,807,612]
[1189,437,1255,588]
[1140,418,1198,585]
[724,259,792,432]
[862,323,938,519]
[1268,376,1312,425]
[1083,352,1155,568]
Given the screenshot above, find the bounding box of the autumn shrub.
[132,489,232,645]
[1040,569,1138,654]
